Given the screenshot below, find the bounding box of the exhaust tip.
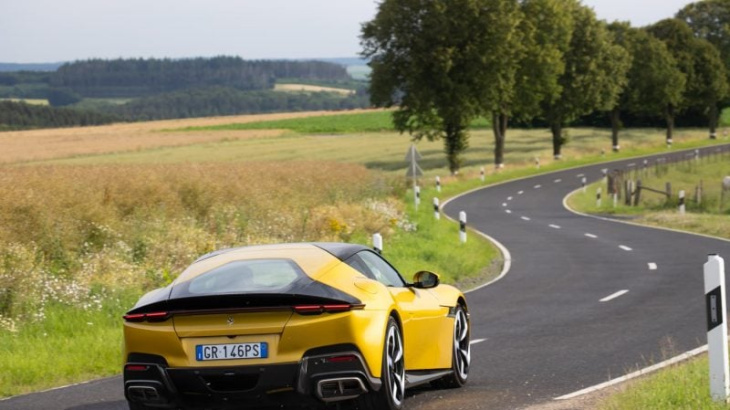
[127,386,162,403]
[316,377,368,402]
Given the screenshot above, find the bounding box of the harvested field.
[0,109,378,164]
[274,83,355,95]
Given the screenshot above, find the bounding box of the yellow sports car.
[123,242,470,409]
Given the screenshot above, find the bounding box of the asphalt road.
[3,144,730,410]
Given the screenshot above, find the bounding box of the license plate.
[195,343,268,361]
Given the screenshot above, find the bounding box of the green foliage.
[541,2,631,157]
[50,57,350,98]
[0,100,118,130]
[47,88,82,107]
[362,0,508,173]
[677,0,730,76]
[106,87,370,121]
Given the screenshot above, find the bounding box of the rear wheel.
[356,316,405,410]
[434,305,470,388]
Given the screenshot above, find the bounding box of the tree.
[687,39,729,138]
[677,0,730,75]
[607,23,685,151]
[477,0,523,169]
[647,18,727,141]
[362,0,518,173]
[541,3,630,159]
[47,88,82,107]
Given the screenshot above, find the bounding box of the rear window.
[186,259,305,295]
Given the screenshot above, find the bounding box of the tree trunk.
[665,105,675,145]
[550,121,563,159]
[444,121,467,175]
[610,108,621,152]
[492,112,508,168]
[709,104,718,139]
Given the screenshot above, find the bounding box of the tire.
[433,305,470,389]
[356,316,405,410]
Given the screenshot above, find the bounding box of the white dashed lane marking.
[518,191,524,195]
[521,216,531,221]
[600,290,629,303]
[534,185,542,189]
[648,263,658,270]
[554,179,562,183]
[507,196,513,201]
[549,224,561,229]
[505,210,512,214]
[619,245,633,252]
[585,233,598,239]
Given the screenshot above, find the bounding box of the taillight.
[292,304,360,315]
[125,364,149,372]
[326,355,357,363]
[123,312,170,322]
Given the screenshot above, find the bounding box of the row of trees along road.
[362,0,730,173]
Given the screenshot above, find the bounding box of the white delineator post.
[596,188,602,207]
[435,176,441,193]
[582,177,587,193]
[679,190,686,214]
[704,254,729,403]
[459,212,467,244]
[415,185,421,208]
[480,167,485,182]
[372,233,383,255]
[433,197,440,220]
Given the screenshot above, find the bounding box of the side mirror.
[412,271,440,289]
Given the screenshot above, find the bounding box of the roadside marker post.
[679,190,686,215]
[372,233,383,255]
[582,177,587,193]
[415,185,421,208]
[596,188,602,207]
[436,176,441,193]
[433,197,440,220]
[704,254,729,403]
[480,167,485,182]
[459,212,467,244]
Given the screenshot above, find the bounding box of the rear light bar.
[125,364,150,372]
[292,304,364,315]
[123,312,170,322]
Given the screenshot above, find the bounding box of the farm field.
[273,83,355,95]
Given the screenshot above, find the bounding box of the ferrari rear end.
[122,244,387,409]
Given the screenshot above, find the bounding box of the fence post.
[459,212,467,244]
[679,190,686,215]
[433,197,440,220]
[705,254,729,403]
[373,233,383,255]
[666,182,672,201]
[634,180,642,206]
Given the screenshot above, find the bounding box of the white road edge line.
[585,233,598,239]
[600,290,629,303]
[648,263,658,270]
[470,338,486,345]
[555,345,708,400]
[549,224,561,229]
[619,245,633,251]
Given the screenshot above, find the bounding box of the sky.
[0,0,696,63]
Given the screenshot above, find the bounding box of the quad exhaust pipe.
[127,385,163,403]
[316,377,368,402]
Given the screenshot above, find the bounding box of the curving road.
[2,145,730,410]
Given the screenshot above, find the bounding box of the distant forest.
[0,56,370,130]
